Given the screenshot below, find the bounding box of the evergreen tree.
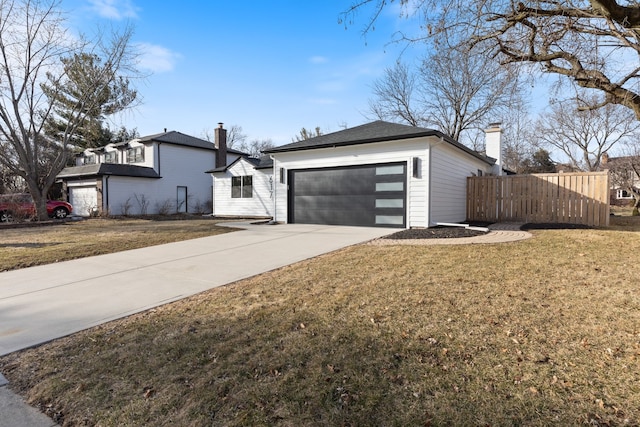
[42,52,137,150]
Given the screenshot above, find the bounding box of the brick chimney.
[485,122,503,176]
[214,122,227,168]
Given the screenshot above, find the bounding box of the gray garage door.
[288,162,406,228]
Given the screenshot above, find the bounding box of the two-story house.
[57,125,243,216]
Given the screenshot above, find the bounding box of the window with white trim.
[84,154,96,165]
[126,146,144,163]
[232,175,253,198]
[617,189,633,199]
[104,151,117,163]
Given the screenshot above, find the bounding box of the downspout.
[104,174,110,214]
[270,155,277,222]
[157,143,162,176]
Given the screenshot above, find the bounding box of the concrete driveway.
[0,222,393,356]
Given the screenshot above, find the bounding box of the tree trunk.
[31,191,50,221]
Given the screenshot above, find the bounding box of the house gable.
[211,156,273,218]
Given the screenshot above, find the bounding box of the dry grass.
[1,217,640,426]
[0,217,236,272]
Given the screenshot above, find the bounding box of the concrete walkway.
[0,221,531,426]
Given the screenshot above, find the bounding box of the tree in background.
[110,126,139,144]
[344,0,640,120]
[520,149,557,174]
[202,125,274,158]
[368,44,523,149]
[535,95,639,171]
[203,124,247,148]
[236,139,275,158]
[42,53,136,150]
[368,62,423,127]
[0,0,139,220]
[293,127,323,142]
[420,46,522,149]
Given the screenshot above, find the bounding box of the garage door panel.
[294,168,373,196]
[295,208,379,227]
[69,186,97,217]
[293,195,374,210]
[289,162,406,228]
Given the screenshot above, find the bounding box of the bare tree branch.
[0,0,139,220]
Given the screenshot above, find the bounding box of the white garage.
[265,121,501,228]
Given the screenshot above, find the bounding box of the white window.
[104,151,117,163]
[84,155,96,165]
[232,176,253,198]
[617,189,633,199]
[126,146,144,163]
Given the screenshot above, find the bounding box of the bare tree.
[344,0,640,120]
[0,0,139,220]
[535,95,639,171]
[368,62,423,127]
[203,124,247,148]
[368,44,523,148]
[421,46,522,145]
[235,139,275,158]
[500,99,542,173]
[293,126,324,142]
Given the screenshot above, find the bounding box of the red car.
[0,193,73,222]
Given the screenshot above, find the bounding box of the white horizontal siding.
[104,143,217,215]
[429,143,492,224]
[212,159,273,217]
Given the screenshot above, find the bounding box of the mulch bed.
[382,221,594,241]
[383,226,488,240]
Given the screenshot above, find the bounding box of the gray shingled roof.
[206,155,273,174]
[137,131,246,155]
[57,163,161,179]
[264,120,494,165]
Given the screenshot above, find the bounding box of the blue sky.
[61,1,421,145]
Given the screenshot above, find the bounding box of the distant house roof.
[264,120,494,165]
[136,130,247,155]
[57,163,161,179]
[206,155,273,174]
[77,131,246,156]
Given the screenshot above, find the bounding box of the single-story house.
[209,121,502,228]
[58,125,243,216]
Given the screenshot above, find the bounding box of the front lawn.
[0,217,236,272]
[0,217,639,426]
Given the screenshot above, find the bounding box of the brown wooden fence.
[467,172,610,227]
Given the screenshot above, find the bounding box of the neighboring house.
[210,121,500,228]
[601,153,640,206]
[58,125,243,216]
